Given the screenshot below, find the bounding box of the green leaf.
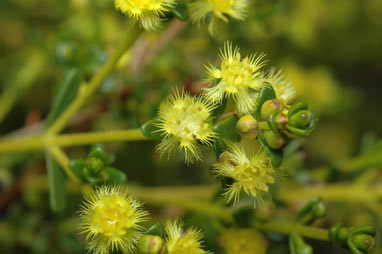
[253,83,276,119]
[140,119,163,142]
[104,167,127,185]
[144,223,163,237]
[45,69,82,128]
[88,144,111,165]
[211,97,227,121]
[68,160,87,182]
[170,0,189,21]
[258,131,283,168]
[45,151,66,213]
[213,138,228,159]
[213,115,241,142]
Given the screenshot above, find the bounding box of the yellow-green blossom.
[156,89,216,163]
[165,220,210,254]
[80,186,148,254]
[115,0,174,30]
[204,42,266,115]
[265,68,296,105]
[214,143,275,206]
[220,228,268,254]
[191,0,248,35]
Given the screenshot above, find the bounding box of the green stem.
[252,220,329,241]
[0,129,147,154]
[45,22,142,135]
[48,146,81,183]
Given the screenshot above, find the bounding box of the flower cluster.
[115,0,174,30]
[214,142,275,205]
[204,41,266,115]
[191,0,248,35]
[80,186,148,254]
[165,220,209,254]
[156,89,216,163]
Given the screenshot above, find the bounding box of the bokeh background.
[0,0,381,253]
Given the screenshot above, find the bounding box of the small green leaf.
[258,131,283,168]
[45,150,66,212]
[267,111,281,134]
[144,223,163,237]
[45,70,82,128]
[170,0,189,21]
[140,119,163,142]
[104,167,127,185]
[211,97,227,121]
[213,115,241,142]
[88,144,111,165]
[68,160,87,182]
[253,84,276,119]
[213,138,228,159]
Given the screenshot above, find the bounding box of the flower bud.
[219,151,233,164]
[138,235,168,254]
[263,131,286,149]
[312,202,327,218]
[86,157,104,173]
[351,234,376,252]
[289,110,312,128]
[237,115,258,139]
[260,99,283,120]
[275,113,288,130]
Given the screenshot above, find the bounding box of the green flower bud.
[312,202,327,218]
[351,234,376,252]
[263,131,285,149]
[260,99,283,121]
[298,244,313,254]
[289,110,312,128]
[237,115,258,139]
[86,157,104,173]
[275,113,288,130]
[138,235,168,254]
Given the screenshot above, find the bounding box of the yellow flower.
[156,89,216,164]
[214,143,275,206]
[204,42,266,115]
[220,228,268,254]
[115,0,174,30]
[191,0,248,35]
[265,68,296,105]
[165,220,209,254]
[80,186,148,254]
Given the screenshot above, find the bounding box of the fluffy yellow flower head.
[204,42,266,115]
[265,68,296,105]
[80,186,148,254]
[214,143,275,205]
[165,220,209,254]
[220,228,268,254]
[156,89,216,163]
[115,0,174,30]
[191,0,248,35]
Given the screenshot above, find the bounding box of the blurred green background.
[0,0,381,253]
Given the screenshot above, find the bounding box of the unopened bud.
[263,131,286,149]
[289,110,312,128]
[275,113,288,130]
[260,99,283,120]
[138,235,168,254]
[312,202,327,218]
[237,115,258,139]
[219,151,233,164]
[351,234,376,252]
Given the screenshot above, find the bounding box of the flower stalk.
[0,129,147,154]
